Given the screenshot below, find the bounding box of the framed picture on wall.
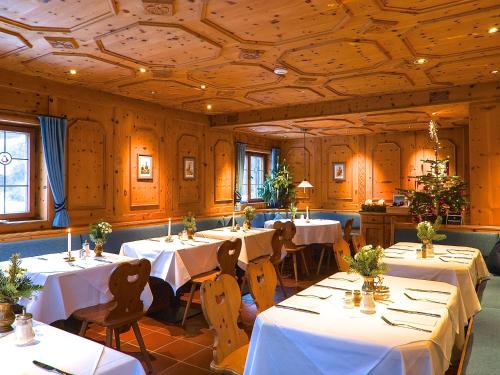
[137,154,153,180]
[183,157,195,180]
[333,162,346,181]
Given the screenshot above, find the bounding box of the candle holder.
[164,235,174,242]
[230,225,238,232]
[64,251,75,262]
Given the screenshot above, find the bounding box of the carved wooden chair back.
[201,274,249,366]
[276,220,297,250]
[106,259,151,323]
[351,234,366,253]
[343,219,354,242]
[269,228,284,264]
[247,259,277,313]
[333,239,351,272]
[217,238,242,276]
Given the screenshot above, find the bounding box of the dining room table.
[0,252,154,324]
[383,242,490,319]
[244,271,467,375]
[195,227,275,269]
[0,319,145,374]
[120,235,224,293]
[264,218,342,246]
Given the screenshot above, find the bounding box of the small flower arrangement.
[242,206,256,223]
[416,216,447,244]
[89,220,112,245]
[289,203,297,220]
[344,245,387,277]
[183,212,197,232]
[0,253,43,304]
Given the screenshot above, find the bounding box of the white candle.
[67,228,71,256]
[232,211,235,227]
[168,218,171,237]
[306,206,309,220]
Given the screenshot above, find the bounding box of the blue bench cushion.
[311,211,360,229]
[394,228,500,258]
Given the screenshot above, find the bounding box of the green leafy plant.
[183,212,197,231]
[416,216,447,243]
[89,220,112,245]
[343,245,387,277]
[259,158,295,208]
[289,203,298,219]
[0,253,43,304]
[242,206,256,222]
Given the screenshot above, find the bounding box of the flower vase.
[187,228,194,239]
[0,302,15,333]
[94,242,103,257]
[244,220,251,230]
[362,276,376,292]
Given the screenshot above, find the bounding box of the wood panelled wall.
[469,101,500,226]
[281,127,468,213]
[0,71,278,235]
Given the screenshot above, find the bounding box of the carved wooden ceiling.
[0,0,498,134]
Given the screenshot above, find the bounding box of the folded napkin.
[277,295,323,314]
[384,309,438,329]
[299,286,334,299]
[328,273,360,282]
[406,290,450,304]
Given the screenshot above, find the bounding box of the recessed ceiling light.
[206,104,212,110]
[492,70,499,74]
[200,84,206,89]
[151,91,156,94]
[488,26,498,34]
[414,58,428,65]
[69,69,77,75]
[432,112,438,116]
[273,67,288,75]
[139,67,147,73]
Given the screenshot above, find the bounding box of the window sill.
[0,218,45,225]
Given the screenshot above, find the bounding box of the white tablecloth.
[196,227,275,269]
[120,236,224,293]
[245,272,466,375]
[0,320,144,375]
[264,219,342,245]
[0,253,153,324]
[384,242,490,319]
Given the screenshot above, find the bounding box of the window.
[241,153,266,202]
[0,125,35,219]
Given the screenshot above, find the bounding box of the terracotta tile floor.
[73,265,327,374]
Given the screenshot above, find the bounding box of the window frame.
[0,124,36,220]
[244,151,267,203]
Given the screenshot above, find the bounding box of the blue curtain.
[271,147,280,174]
[235,142,246,202]
[39,116,70,227]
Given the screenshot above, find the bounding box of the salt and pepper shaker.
[83,240,91,257]
[15,309,35,346]
[360,291,376,314]
[343,291,354,309]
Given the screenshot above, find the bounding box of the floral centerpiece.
[289,203,298,221]
[0,253,43,332]
[416,216,446,257]
[242,206,256,230]
[89,220,112,257]
[183,212,197,239]
[361,199,386,213]
[344,245,387,291]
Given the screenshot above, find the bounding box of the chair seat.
[73,301,143,327]
[192,270,220,284]
[284,245,306,253]
[211,344,249,375]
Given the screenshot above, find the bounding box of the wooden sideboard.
[359,211,412,248]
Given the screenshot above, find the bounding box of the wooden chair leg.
[317,248,325,275]
[292,253,298,282]
[300,250,310,276]
[275,264,287,298]
[114,329,121,351]
[326,250,331,269]
[105,327,113,347]
[132,321,152,374]
[79,321,89,337]
[181,282,197,326]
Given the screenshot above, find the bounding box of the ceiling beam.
[210,81,500,127]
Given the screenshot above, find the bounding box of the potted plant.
[259,159,296,208]
[242,206,256,230]
[0,253,42,332]
[344,245,387,292]
[416,216,447,257]
[89,220,112,257]
[183,212,197,239]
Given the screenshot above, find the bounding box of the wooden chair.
[343,218,354,242]
[201,274,249,375]
[333,238,351,272]
[247,259,277,314]
[317,219,353,275]
[181,238,242,326]
[276,221,309,282]
[351,233,366,253]
[74,259,152,373]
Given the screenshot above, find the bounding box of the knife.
[315,284,351,292]
[387,307,441,318]
[406,287,451,295]
[33,360,73,375]
[387,247,414,252]
[93,258,113,263]
[439,257,469,264]
[275,304,320,315]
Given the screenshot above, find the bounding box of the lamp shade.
[297,179,313,189]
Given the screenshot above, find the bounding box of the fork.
[381,316,432,333]
[327,276,359,282]
[296,293,331,300]
[404,292,447,305]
